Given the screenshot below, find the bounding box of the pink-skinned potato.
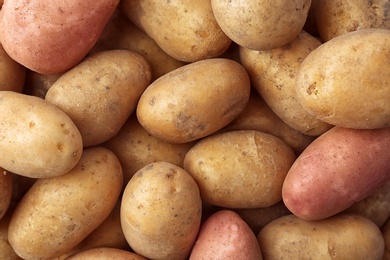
[0,0,119,74]
[282,126,390,220]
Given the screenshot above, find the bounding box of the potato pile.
[0,0,389,259]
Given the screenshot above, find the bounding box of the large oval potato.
[120,0,231,62]
[137,58,251,143]
[258,214,384,259]
[45,50,151,147]
[0,0,119,74]
[8,147,123,260]
[184,130,296,208]
[296,29,390,129]
[282,126,390,220]
[0,91,83,178]
[121,162,202,260]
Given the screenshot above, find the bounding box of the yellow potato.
[295,29,390,129]
[45,50,152,147]
[211,0,311,50]
[240,30,333,136]
[120,0,231,62]
[258,214,385,259]
[121,162,202,260]
[0,168,12,219]
[8,147,123,260]
[0,43,26,92]
[137,58,251,143]
[184,130,296,208]
[0,91,83,178]
[66,247,147,260]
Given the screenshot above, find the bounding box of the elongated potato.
[8,147,123,260]
[0,91,83,178]
[137,58,251,143]
[258,214,384,260]
[282,126,390,220]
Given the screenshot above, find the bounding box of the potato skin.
[296,29,390,129]
[189,210,263,260]
[121,162,202,260]
[0,91,83,178]
[66,248,147,260]
[0,0,119,74]
[258,214,384,260]
[211,0,311,50]
[45,50,151,147]
[8,147,123,260]
[282,126,390,220]
[184,130,296,208]
[137,58,251,143]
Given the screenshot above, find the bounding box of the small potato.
[8,147,123,260]
[0,91,83,178]
[120,0,231,62]
[258,214,384,259]
[121,162,202,260]
[211,0,311,50]
[240,31,333,136]
[0,43,26,92]
[315,0,390,42]
[0,168,12,219]
[137,58,251,143]
[103,114,194,187]
[282,126,390,220]
[295,29,390,129]
[189,210,263,260]
[45,50,151,147]
[66,248,147,260]
[184,130,296,208]
[0,0,119,74]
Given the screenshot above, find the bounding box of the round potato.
[120,0,231,62]
[258,214,384,259]
[211,0,311,50]
[45,50,151,147]
[295,29,390,129]
[0,43,26,92]
[136,58,251,143]
[121,162,202,260]
[184,130,296,208]
[240,30,333,136]
[8,147,123,260]
[0,91,83,178]
[66,248,147,260]
[0,168,12,219]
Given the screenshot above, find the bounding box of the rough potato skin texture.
[282,126,390,220]
[0,0,119,74]
[258,214,384,260]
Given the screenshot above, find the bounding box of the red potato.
[0,0,119,74]
[282,126,390,220]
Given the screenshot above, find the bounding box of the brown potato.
[0,168,12,219]
[120,0,231,62]
[0,43,26,92]
[66,247,147,260]
[240,30,333,136]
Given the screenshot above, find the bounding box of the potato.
[282,126,390,220]
[137,58,251,143]
[222,90,316,155]
[90,10,186,81]
[0,168,12,219]
[189,210,263,260]
[23,71,62,99]
[0,43,26,92]
[121,162,202,260]
[103,114,194,188]
[66,248,147,260]
[258,214,384,259]
[45,50,151,147]
[295,29,390,129]
[0,91,83,178]
[0,0,119,74]
[184,130,296,208]
[0,204,22,260]
[315,0,390,42]
[211,0,311,50]
[240,30,333,136]
[120,0,231,62]
[8,147,123,260]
